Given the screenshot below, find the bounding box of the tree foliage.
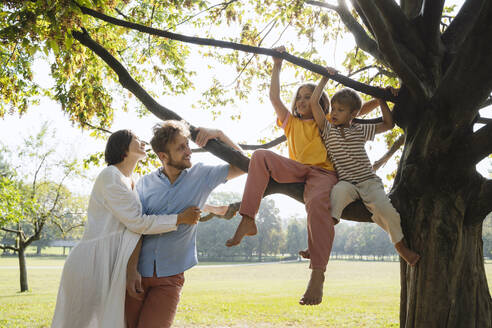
[2,0,492,324]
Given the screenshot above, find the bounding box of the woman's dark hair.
[105,129,134,165]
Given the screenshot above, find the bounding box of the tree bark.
[393,109,492,327]
[396,187,492,327]
[18,244,28,292]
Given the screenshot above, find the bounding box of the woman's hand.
[126,267,144,300]
[177,206,201,225]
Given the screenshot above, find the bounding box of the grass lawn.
[1,257,491,327]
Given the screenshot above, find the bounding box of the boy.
[309,70,420,266]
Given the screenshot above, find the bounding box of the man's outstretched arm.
[194,127,245,180]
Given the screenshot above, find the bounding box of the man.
[125,120,244,328]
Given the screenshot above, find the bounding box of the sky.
[1,0,490,220]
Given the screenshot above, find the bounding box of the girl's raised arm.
[269,46,289,123]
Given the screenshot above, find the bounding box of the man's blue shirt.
[136,163,229,277]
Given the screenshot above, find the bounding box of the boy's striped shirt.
[321,122,378,184]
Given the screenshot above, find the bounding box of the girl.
[226,46,378,306]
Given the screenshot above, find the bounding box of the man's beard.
[167,155,191,171]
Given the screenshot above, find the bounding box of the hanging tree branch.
[72,28,373,222]
[76,3,397,102]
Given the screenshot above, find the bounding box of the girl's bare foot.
[298,249,310,259]
[299,269,325,306]
[225,215,257,247]
[395,240,420,266]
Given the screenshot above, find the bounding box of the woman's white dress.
[51,166,178,328]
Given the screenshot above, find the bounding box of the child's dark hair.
[291,83,330,118]
[150,120,190,154]
[331,88,362,112]
[105,129,134,165]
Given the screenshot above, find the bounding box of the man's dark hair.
[150,120,190,154]
[104,129,134,165]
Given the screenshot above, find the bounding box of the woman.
[51,130,200,328]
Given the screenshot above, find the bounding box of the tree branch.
[349,0,375,37]
[373,134,405,171]
[348,64,397,79]
[24,219,45,247]
[52,220,85,235]
[0,245,18,252]
[172,0,239,30]
[31,153,48,199]
[72,29,183,123]
[476,117,492,125]
[400,0,424,19]
[467,123,492,164]
[435,1,492,124]
[355,1,429,101]
[464,177,492,226]
[1,227,22,234]
[373,0,426,56]
[441,0,485,53]
[306,0,385,64]
[192,135,287,153]
[80,120,113,134]
[73,28,374,223]
[422,0,445,51]
[478,96,492,110]
[77,4,397,102]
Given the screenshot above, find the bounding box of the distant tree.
[31,193,87,255]
[284,218,307,257]
[0,124,84,292]
[332,222,350,258]
[255,198,282,261]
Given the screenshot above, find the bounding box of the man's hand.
[195,127,222,148]
[126,268,144,301]
[177,206,201,225]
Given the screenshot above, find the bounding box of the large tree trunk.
[392,110,492,327]
[398,191,491,327]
